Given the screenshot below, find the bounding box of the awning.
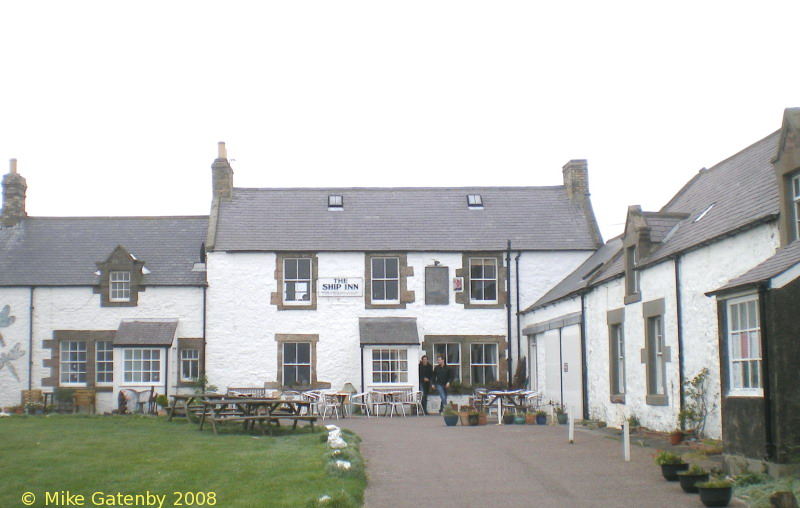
[359,317,419,345]
[114,319,178,346]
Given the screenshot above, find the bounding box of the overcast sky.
[1,1,798,241]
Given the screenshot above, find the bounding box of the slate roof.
[0,216,208,286]
[523,236,623,312]
[114,319,179,346]
[359,317,420,345]
[708,240,800,295]
[211,186,601,252]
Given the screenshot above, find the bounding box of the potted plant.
[467,408,480,426]
[535,409,547,425]
[477,410,488,426]
[696,478,733,507]
[525,410,536,425]
[24,401,44,415]
[155,394,169,415]
[458,405,473,426]
[553,403,568,424]
[627,414,640,433]
[653,450,688,481]
[677,464,710,493]
[11,405,23,415]
[502,410,515,425]
[670,428,684,445]
[513,413,525,425]
[442,404,459,426]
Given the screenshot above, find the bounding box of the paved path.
[340,416,744,508]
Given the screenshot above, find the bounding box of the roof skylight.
[693,204,715,223]
[467,194,483,208]
[328,195,343,210]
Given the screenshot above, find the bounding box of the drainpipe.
[506,240,513,388]
[28,287,34,390]
[359,344,365,393]
[758,285,774,461]
[558,326,564,405]
[580,293,589,420]
[674,256,686,426]
[202,285,207,383]
[515,253,521,370]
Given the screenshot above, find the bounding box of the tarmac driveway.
[341,416,744,508]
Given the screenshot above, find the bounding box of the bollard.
[568,410,574,444]
[623,422,631,462]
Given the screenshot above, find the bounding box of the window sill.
[645,394,668,406]
[610,394,626,404]
[726,390,764,398]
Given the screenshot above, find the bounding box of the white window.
[793,174,800,239]
[728,296,763,395]
[372,348,408,383]
[371,257,400,303]
[95,340,113,385]
[434,343,461,382]
[284,258,312,305]
[60,341,87,385]
[123,349,161,383]
[110,271,131,302]
[470,343,498,385]
[610,324,625,395]
[469,258,498,303]
[647,316,665,395]
[180,349,200,382]
[467,194,483,208]
[283,342,311,386]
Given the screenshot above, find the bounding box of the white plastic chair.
[322,392,343,420]
[350,392,372,418]
[402,391,424,417]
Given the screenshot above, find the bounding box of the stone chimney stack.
[211,141,233,199]
[562,159,589,204]
[1,159,27,227]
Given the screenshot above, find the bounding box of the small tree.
[678,368,717,438]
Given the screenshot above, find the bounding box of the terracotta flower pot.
[670,431,684,445]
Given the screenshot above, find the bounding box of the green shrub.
[654,450,685,465]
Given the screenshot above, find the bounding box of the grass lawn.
[0,415,366,508]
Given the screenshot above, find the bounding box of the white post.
[568,408,574,444]
[623,421,631,462]
[497,397,503,425]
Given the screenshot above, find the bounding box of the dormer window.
[467,194,483,208]
[109,271,131,302]
[328,195,343,210]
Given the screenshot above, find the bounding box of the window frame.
[793,174,800,241]
[109,270,131,302]
[370,256,401,304]
[468,257,498,304]
[609,323,625,397]
[282,342,312,387]
[433,342,461,382]
[283,257,313,306]
[60,340,88,386]
[95,340,114,386]
[647,315,665,396]
[470,342,499,385]
[726,295,763,397]
[179,348,200,383]
[121,348,163,385]
[371,348,409,384]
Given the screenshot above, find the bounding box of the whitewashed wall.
[0,288,33,409]
[205,250,591,393]
[0,286,204,413]
[583,223,779,437]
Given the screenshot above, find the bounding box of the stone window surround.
[364,253,415,309]
[43,330,116,392]
[640,298,670,406]
[271,253,319,311]
[177,338,204,387]
[268,333,331,390]
[455,253,508,309]
[95,245,145,307]
[607,308,625,404]
[423,335,507,387]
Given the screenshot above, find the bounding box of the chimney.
[562,159,589,204]
[211,141,233,199]
[1,159,27,227]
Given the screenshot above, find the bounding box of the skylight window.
[467,194,483,208]
[693,204,715,223]
[328,195,343,210]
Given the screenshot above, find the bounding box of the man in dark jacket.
[419,355,433,415]
[431,356,454,413]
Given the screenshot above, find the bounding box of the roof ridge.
[231,185,567,192]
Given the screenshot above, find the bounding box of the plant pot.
[698,485,732,507]
[525,413,536,424]
[670,431,684,445]
[468,414,479,426]
[459,412,469,426]
[514,415,525,425]
[556,413,568,425]
[536,414,547,425]
[478,413,488,426]
[678,473,710,493]
[660,463,689,481]
[502,414,515,425]
[443,415,459,426]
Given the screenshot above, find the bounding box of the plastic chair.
[401,391,424,417]
[322,392,343,420]
[350,392,372,418]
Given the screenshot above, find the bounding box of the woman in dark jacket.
[418,355,433,415]
[431,356,454,413]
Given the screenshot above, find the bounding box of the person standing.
[431,356,453,413]
[418,355,433,415]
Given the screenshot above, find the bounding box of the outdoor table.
[168,393,225,422]
[198,398,314,435]
[486,390,526,424]
[323,392,351,418]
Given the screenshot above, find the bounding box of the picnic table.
[198,398,315,435]
[486,390,526,424]
[167,393,225,422]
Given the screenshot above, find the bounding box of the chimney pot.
[218,142,227,160]
[10,158,17,174]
